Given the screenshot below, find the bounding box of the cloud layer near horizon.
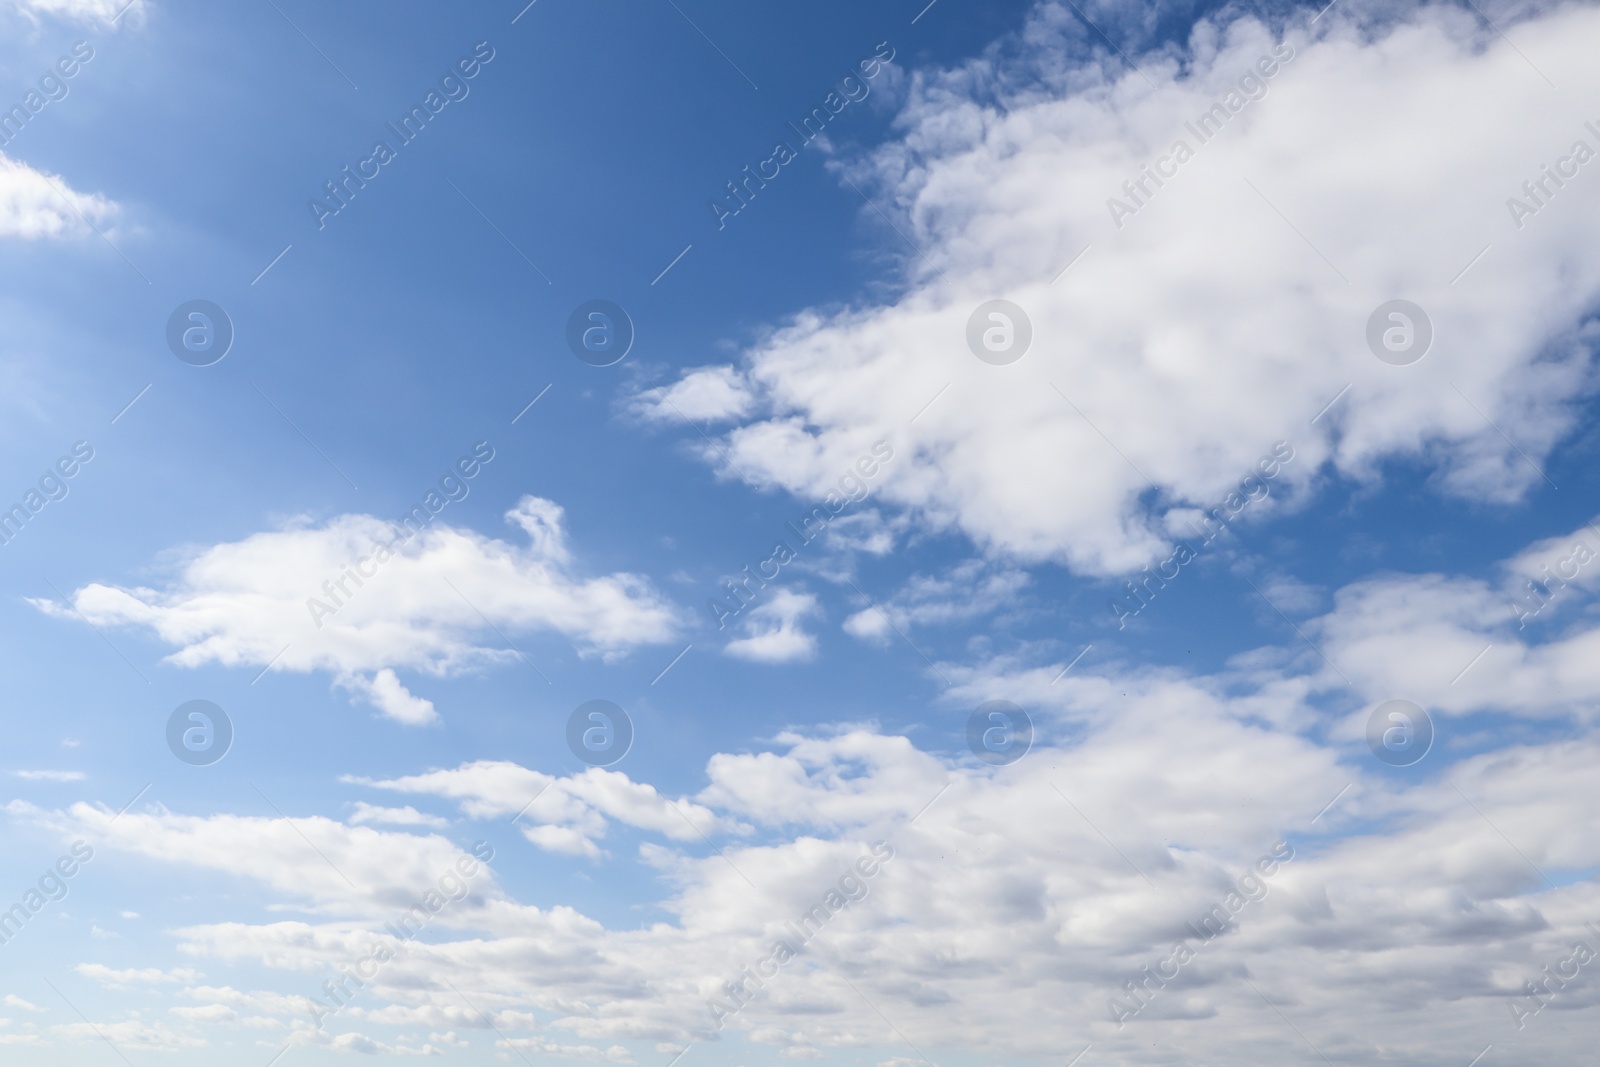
[16,512,1600,1060]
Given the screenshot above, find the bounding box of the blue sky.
[4,0,1600,1063]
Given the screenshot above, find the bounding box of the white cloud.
[697,729,949,831]
[49,1019,202,1052]
[1305,572,1600,726]
[178,985,311,1020]
[169,1004,236,1023]
[497,1036,635,1062]
[842,559,1028,644]
[347,802,449,829]
[10,799,501,917]
[339,668,437,727]
[725,589,821,663]
[637,1,1600,577]
[76,964,198,988]
[12,769,84,781]
[631,365,755,424]
[7,0,143,27]
[1501,516,1600,602]
[0,154,117,240]
[29,497,680,723]
[11,618,1600,1063]
[346,760,743,857]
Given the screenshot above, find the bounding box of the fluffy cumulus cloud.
[635,0,1600,576]
[724,588,822,663]
[0,154,117,240]
[1304,513,1600,724]
[631,365,756,424]
[344,760,744,858]
[29,496,679,723]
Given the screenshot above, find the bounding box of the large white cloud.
[30,497,680,723]
[636,0,1600,576]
